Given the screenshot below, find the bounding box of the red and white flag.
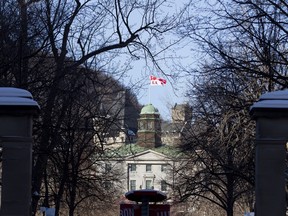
[149,75,167,86]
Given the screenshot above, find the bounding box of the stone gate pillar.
[250,90,288,216]
[0,88,39,216]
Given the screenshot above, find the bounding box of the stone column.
[0,88,39,216]
[250,90,288,216]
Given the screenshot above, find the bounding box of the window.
[130,164,136,171]
[145,180,152,189]
[147,121,153,130]
[146,164,152,172]
[139,121,143,129]
[104,181,112,189]
[105,163,112,172]
[161,180,167,191]
[139,121,147,130]
[161,164,167,172]
[130,180,136,190]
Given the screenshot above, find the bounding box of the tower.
[171,103,192,124]
[137,104,162,148]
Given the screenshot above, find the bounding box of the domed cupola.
[140,104,160,115]
[137,104,162,148]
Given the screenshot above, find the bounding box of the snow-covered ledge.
[0,87,39,112]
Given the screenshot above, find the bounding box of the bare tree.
[29,65,138,215]
[0,0,181,214]
[171,1,288,214]
[171,65,260,216]
[28,1,178,211]
[181,0,288,90]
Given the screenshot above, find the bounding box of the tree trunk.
[31,63,67,214]
[18,0,29,88]
[226,145,235,216]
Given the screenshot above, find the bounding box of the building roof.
[108,143,181,159]
[140,104,159,115]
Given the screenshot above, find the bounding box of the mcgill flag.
[149,75,167,86]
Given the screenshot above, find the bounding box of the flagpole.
[148,83,151,104]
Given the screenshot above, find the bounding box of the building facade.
[110,103,185,196]
[125,149,172,192]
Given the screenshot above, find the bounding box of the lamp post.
[125,189,167,216]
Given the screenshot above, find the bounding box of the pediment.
[125,149,170,161]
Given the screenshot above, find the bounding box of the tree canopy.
[172,0,288,215]
[0,0,182,215]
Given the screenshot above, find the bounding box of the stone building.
[162,103,192,146]
[109,103,184,196]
